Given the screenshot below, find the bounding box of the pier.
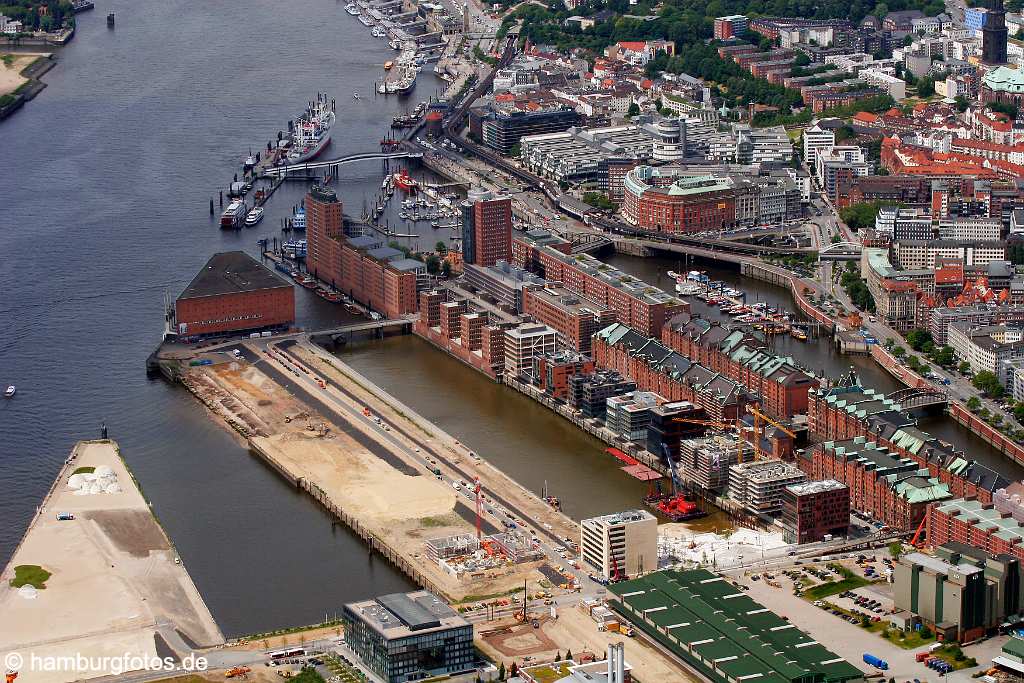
[0,440,223,679]
[174,338,593,607]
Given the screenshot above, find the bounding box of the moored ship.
[220,200,247,229]
[286,94,336,165]
[392,169,418,193]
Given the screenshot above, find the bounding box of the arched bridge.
[263,151,424,177]
[819,241,863,261]
[889,386,948,411]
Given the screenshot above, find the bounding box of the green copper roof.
[984,66,1024,94]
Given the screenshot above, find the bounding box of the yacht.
[4,385,15,398]
[245,207,265,227]
[345,2,360,13]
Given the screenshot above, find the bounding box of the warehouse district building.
[608,569,863,683]
[342,591,475,683]
[174,251,294,338]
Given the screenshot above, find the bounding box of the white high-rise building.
[803,122,836,167]
[581,509,657,580]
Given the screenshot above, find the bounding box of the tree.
[441,260,452,278]
[959,361,972,375]
[954,95,969,112]
[917,76,935,97]
[839,202,892,231]
[425,254,441,274]
[435,240,448,255]
[891,346,906,358]
[556,651,563,662]
[888,541,903,558]
[498,662,506,681]
[930,345,954,367]
[967,396,981,411]
[973,371,1004,398]
[905,329,933,352]
[566,648,573,662]
[626,102,640,117]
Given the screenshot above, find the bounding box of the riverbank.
[0,53,55,119]
[0,440,223,683]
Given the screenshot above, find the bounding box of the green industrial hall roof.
[608,569,863,683]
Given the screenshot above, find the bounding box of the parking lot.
[738,555,1004,682]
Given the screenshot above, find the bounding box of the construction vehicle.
[225,666,251,678]
[643,441,706,521]
[618,624,635,637]
[910,515,927,548]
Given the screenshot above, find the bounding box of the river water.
[2,0,1017,640]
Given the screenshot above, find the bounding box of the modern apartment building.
[580,509,658,580]
[780,479,850,543]
[461,189,512,268]
[503,324,558,379]
[727,460,807,515]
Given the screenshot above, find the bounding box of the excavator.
[225,666,251,678]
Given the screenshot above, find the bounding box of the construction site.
[0,440,224,683]
[178,337,587,602]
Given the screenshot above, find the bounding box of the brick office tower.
[305,185,344,287]
[461,189,512,267]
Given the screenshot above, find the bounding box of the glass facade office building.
[343,591,475,683]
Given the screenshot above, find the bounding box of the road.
[249,340,612,599]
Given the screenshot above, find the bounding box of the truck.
[863,654,888,670]
[618,625,635,637]
[56,512,75,521]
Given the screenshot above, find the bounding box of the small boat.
[245,207,265,227]
[345,2,360,14]
[353,92,361,100]
[243,151,257,171]
[384,61,394,70]
[4,385,14,398]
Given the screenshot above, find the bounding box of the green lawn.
[72,466,95,475]
[803,575,870,600]
[928,644,978,670]
[527,663,573,683]
[10,564,51,589]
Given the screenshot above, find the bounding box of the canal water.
[2,0,1018,640]
[336,336,735,533]
[602,253,1024,478]
[0,0,452,637]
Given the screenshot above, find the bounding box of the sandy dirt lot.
[0,53,43,96]
[0,441,223,683]
[195,357,549,601]
[476,607,696,682]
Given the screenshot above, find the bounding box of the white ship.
[287,94,336,164]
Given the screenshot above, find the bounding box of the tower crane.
[747,405,796,460]
[474,477,483,540]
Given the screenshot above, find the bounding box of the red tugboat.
[392,169,419,193]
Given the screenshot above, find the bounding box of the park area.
[0,53,41,98]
